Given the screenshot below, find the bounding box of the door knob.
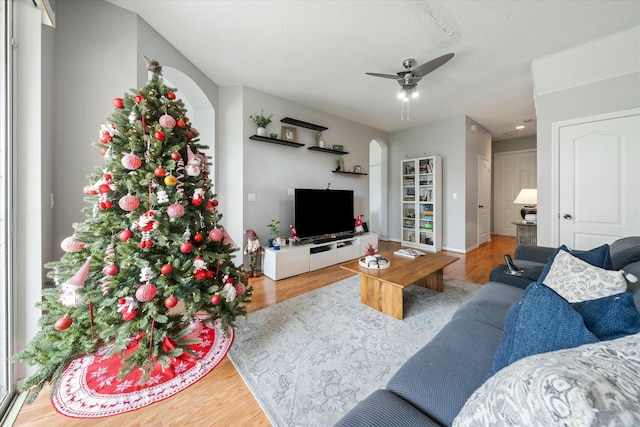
[479,205,484,208]
[563,214,572,219]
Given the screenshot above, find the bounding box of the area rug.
[228,275,480,426]
[51,320,233,418]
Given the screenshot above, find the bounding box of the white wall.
[236,87,389,254]
[52,0,138,260]
[389,116,491,252]
[218,86,245,259]
[493,135,536,155]
[51,0,220,261]
[533,26,640,247]
[389,116,466,251]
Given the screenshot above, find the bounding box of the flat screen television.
[294,188,354,240]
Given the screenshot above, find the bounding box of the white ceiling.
[106,0,640,140]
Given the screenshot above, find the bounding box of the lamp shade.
[513,189,537,206]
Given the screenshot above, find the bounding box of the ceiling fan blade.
[365,72,401,80]
[412,52,455,77]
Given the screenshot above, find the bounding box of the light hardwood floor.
[12,235,516,426]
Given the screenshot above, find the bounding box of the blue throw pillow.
[573,292,640,340]
[538,244,613,283]
[485,283,598,380]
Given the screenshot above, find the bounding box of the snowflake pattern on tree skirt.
[52,321,232,418]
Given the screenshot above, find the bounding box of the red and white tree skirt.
[52,321,233,418]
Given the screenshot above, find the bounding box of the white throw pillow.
[453,333,640,427]
[542,250,627,303]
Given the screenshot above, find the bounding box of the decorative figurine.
[244,229,263,277]
[354,214,365,233]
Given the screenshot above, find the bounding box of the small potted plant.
[250,109,273,137]
[268,219,281,250]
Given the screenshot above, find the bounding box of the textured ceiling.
[107,0,640,140]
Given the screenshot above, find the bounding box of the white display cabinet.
[401,156,442,251]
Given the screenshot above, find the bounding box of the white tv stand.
[263,233,378,280]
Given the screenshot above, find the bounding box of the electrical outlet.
[247,193,256,202]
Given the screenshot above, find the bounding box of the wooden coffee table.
[340,250,459,320]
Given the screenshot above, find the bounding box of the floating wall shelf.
[333,170,368,176]
[249,135,304,148]
[281,117,328,132]
[308,146,348,155]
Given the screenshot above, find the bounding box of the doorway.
[556,111,640,249]
[369,139,388,239]
[493,149,537,236]
[478,156,491,245]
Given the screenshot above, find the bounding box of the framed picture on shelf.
[353,165,361,173]
[281,126,297,142]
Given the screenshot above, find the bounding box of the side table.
[512,221,536,246]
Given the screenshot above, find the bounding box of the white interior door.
[478,156,491,245]
[493,150,537,236]
[559,114,640,249]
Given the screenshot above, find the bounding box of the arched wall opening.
[161,66,216,187]
[369,138,388,239]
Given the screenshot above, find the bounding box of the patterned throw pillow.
[453,334,640,427]
[537,244,612,284]
[543,250,627,303]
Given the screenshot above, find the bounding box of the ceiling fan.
[366,52,455,101]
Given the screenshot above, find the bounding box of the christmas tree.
[14,58,252,403]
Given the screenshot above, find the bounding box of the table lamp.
[514,189,537,222]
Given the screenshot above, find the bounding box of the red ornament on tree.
[61,235,85,253]
[135,283,157,302]
[235,282,247,296]
[119,229,134,242]
[54,316,73,331]
[122,309,137,321]
[210,294,221,305]
[160,263,172,275]
[164,295,178,308]
[103,264,119,276]
[209,228,223,242]
[118,194,140,212]
[135,94,144,104]
[193,233,204,243]
[154,167,166,177]
[99,130,113,144]
[176,119,186,129]
[171,151,181,160]
[122,153,142,170]
[167,203,185,221]
[154,131,165,141]
[159,114,176,129]
[179,241,193,253]
[113,98,124,109]
[166,91,176,100]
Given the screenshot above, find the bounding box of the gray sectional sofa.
[336,237,640,427]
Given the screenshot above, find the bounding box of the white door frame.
[551,107,640,246]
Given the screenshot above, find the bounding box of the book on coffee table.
[394,248,426,258]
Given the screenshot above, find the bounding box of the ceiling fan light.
[411,90,419,99]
